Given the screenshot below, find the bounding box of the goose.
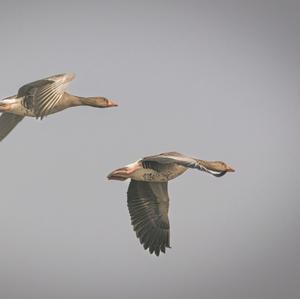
[0,73,117,141]
[107,151,234,256]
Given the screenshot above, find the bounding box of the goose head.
[82,97,118,108]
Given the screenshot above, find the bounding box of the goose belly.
[131,164,187,182]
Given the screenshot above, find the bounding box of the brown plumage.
[107,152,235,256]
[0,73,118,141]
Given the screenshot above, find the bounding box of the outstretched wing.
[17,73,75,119]
[127,180,170,256]
[142,151,200,170]
[0,113,24,141]
[142,152,227,177]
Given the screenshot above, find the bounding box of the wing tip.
[138,230,171,257]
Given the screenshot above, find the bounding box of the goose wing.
[143,152,227,176]
[142,151,200,170]
[127,180,170,256]
[0,113,24,141]
[17,73,75,119]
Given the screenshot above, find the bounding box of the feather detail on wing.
[18,73,75,119]
[127,180,170,256]
[142,151,200,170]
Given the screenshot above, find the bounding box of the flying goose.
[107,152,234,256]
[0,73,117,141]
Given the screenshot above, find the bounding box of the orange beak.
[107,100,118,107]
[226,165,235,172]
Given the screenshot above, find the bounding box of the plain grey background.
[0,1,299,298]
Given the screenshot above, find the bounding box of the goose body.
[0,73,118,141]
[116,160,188,182]
[107,151,235,256]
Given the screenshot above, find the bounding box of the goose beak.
[107,100,118,107]
[226,165,235,172]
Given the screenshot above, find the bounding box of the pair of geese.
[0,73,235,256]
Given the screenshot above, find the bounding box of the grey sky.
[0,1,299,298]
